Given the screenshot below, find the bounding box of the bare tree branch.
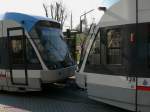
[43,4,48,17]
[43,1,68,28]
[50,4,54,19]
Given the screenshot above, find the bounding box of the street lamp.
[80,9,95,33]
[79,7,107,33]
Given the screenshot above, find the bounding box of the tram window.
[148,24,150,67]
[30,30,48,63]
[10,36,40,69]
[106,29,121,64]
[86,31,100,65]
[29,28,50,65]
[0,38,5,65]
[26,38,40,65]
[12,40,22,53]
[0,38,8,65]
[11,37,24,65]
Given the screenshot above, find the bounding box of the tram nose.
[41,66,75,83]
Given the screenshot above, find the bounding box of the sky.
[0,0,119,30]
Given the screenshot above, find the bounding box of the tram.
[0,12,75,92]
[76,0,150,112]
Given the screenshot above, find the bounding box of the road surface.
[0,83,132,112]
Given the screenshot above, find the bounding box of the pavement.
[0,82,132,112]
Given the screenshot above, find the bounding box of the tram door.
[7,27,28,85]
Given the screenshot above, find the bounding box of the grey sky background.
[0,0,105,29]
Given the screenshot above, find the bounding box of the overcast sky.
[0,0,106,29]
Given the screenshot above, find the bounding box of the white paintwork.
[87,74,131,89]
[1,20,48,70]
[2,20,25,37]
[0,69,41,91]
[76,0,150,91]
[10,70,41,78]
[41,66,75,83]
[0,18,75,91]
[27,70,41,78]
[86,74,150,112]
[75,71,86,89]
[76,0,150,111]
[99,0,150,27]
[11,70,26,78]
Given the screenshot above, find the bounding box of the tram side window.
[11,37,40,66]
[26,38,40,65]
[0,38,6,65]
[107,29,121,64]
[86,31,100,65]
[29,28,48,63]
[148,24,150,67]
[11,38,24,65]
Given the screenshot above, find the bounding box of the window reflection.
[29,21,74,69]
[12,40,22,53]
[11,37,24,64]
[107,29,121,64]
[26,39,40,64]
[86,32,100,65]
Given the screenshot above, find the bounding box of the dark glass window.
[84,28,122,74]
[29,21,74,69]
[26,38,40,65]
[106,29,121,64]
[10,36,41,69]
[11,37,25,65]
[148,24,150,67]
[86,28,122,66]
[0,38,8,67]
[86,31,100,65]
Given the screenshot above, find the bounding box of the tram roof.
[98,0,150,28]
[0,12,58,32]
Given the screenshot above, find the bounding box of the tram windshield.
[30,21,74,69]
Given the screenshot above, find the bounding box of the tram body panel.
[7,70,41,91]
[1,20,22,37]
[86,74,150,112]
[0,69,41,91]
[87,74,135,111]
[75,72,87,89]
[99,0,150,27]
[41,66,75,83]
[76,72,150,112]
[76,0,150,111]
[0,12,75,92]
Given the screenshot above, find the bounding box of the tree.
[43,1,68,28]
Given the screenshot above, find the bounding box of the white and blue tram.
[0,12,75,92]
[76,0,150,112]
